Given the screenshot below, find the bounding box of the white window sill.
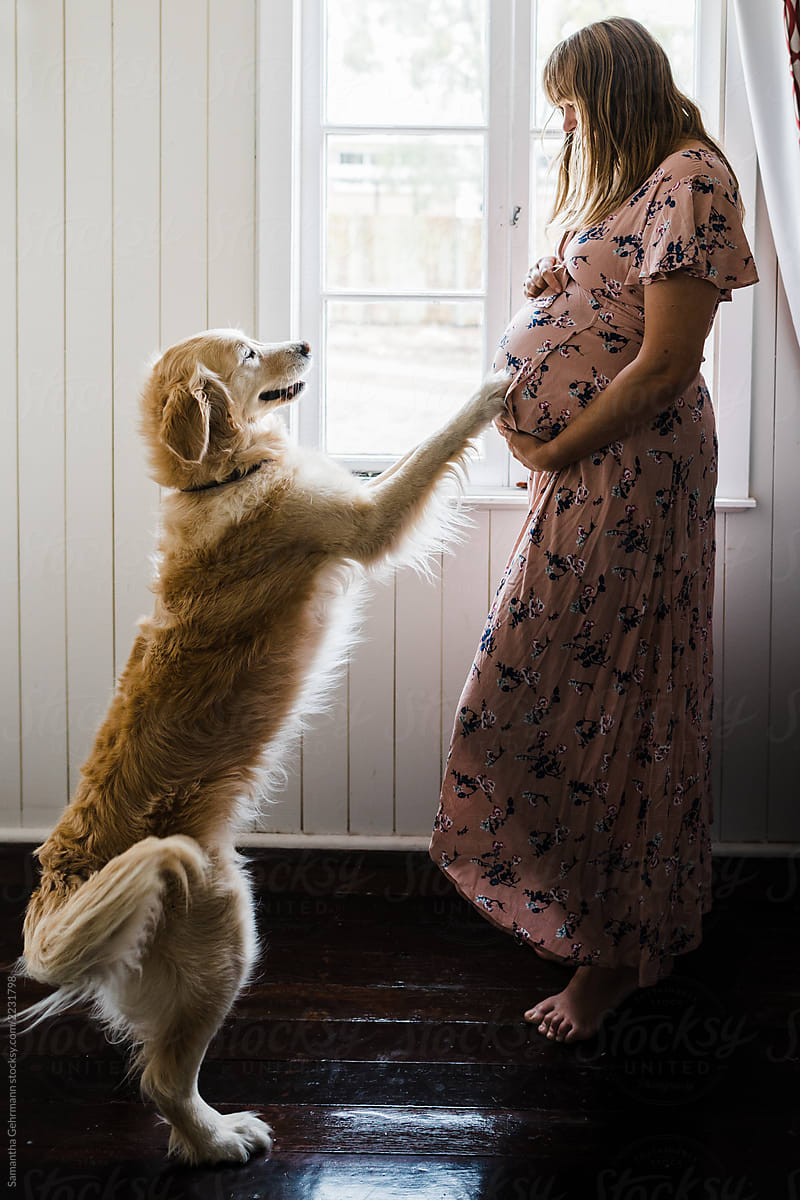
[457,488,758,512]
[713,496,758,512]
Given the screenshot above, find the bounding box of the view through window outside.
[322,0,698,459]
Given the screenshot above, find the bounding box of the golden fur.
[15,328,510,1165]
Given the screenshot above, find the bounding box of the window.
[276,0,754,501]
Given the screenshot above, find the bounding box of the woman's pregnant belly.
[491,288,600,441]
[492,283,644,443]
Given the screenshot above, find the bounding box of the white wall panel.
[769,275,800,840]
[208,0,256,333]
[64,0,115,791]
[719,491,772,843]
[300,667,349,836]
[256,0,295,340]
[489,507,525,592]
[441,510,491,777]
[16,0,68,827]
[0,0,20,825]
[348,574,396,834]
[714,4,757,504]
[160,0,209,344]
[719,173,778,842]
[112,0,162,677]
[710,513,725,840]
[394,559,443,836]
[252,736,302,835]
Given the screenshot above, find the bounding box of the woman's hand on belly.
[523,256,568,298]
[521,272,720,471]
[494,414,555,472]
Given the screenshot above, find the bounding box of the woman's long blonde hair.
[543,17,742,233]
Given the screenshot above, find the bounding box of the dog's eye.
[242,347,257,362]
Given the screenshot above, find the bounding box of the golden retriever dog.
[12,328,510,1165]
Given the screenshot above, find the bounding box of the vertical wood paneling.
[251,733,302,834]
[721,513,771,842]
[207,0,256,332]
[441,510,491,776]
[714,3,758,504]
[112,0,162,674]
[489,507,525,591]
[281,742,304,833]
[348,574,396,833]
[710,513,725,839]
[300,669,349,835]
[394,559,443,836]
[256,0,295,341]
[64,0,114,791]
[0,0,20,824]
[160,0,209,344]
[769,277,800,840]
[718,178,777,841]
[16,0,68,826]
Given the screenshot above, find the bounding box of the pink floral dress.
[430,145,759,987]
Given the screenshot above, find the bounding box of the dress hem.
[429,843,711,990]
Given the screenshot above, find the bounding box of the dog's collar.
[180,459,272,494]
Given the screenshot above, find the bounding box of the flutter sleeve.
[623,164,759,301]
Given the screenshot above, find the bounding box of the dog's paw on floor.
[169,1109,274,1165]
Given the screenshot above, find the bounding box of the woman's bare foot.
[525,963,639,1043]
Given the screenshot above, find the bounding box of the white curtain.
[732,0,800,341]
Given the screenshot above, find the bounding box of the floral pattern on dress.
[430,146,759,988]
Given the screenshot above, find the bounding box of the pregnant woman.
[430,17,758,1044]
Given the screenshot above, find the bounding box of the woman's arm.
[496,272,721,473]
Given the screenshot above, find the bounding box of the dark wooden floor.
[2,844,798,1198]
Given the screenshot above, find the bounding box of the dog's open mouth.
[259,380,306,404]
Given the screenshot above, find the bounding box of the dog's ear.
[161,366,214,464]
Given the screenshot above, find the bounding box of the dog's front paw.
[169,1110,274,1165]
[473,367,515,422]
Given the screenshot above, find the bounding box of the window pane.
[325,0,489,127]
[325,300,483,456]
[326,135,485,293]
[528,136,564,263]
[532,2,697,129]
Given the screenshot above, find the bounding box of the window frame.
[259,0,758,509]
[295,0,509,487]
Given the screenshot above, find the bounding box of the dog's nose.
[298,342,311,357]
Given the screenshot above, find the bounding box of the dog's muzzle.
[259,380,306,404]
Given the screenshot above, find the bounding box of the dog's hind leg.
[111,859,271,1166]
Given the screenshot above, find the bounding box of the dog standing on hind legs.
[11,328,512,1165]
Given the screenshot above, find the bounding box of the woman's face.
[560,101,578,135]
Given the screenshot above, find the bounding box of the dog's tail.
[6,835,207,1033]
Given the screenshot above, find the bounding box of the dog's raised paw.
[170,1111,274,1165]
[476,367,515,419]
